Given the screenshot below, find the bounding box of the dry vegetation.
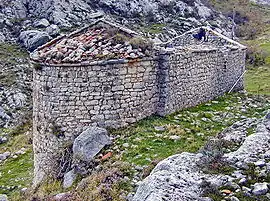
[210,0,266,39]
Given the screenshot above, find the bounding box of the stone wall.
[32,47,246,184]
[158,48,246,115]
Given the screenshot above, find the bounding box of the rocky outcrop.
[0,44,32,128]
[0,0,232,50]
[133,113,270,201]
[133,152,230,201]
[250,0,270,5]
[225,115,270,164]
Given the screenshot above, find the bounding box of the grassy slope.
[0,43,33,197]
[244,23,270,95]
[111,94,270,167]
[241,3,270,95]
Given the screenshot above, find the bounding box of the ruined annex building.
[30,19,246,184]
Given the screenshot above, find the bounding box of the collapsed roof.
[31,19,246,65]
[31,19,153,64]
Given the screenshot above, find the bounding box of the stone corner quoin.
[30,21,247,185]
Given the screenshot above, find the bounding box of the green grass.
[110,93,270,167]
[0,43,29,87]
[142,23,165,34]
[0,122,33,198]
[245,66,270,95]
[0,151,33,196]
[0,43,28,65]
[244,23,270,95]
[260,42,270,64]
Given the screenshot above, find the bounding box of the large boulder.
[19,30,51,51]
[73,127,111,162]
[133,152,229,201]
[225,117,270,164]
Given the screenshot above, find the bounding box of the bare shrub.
[129,37,153,51]
[246,46,267,67]
[198,137,235,174]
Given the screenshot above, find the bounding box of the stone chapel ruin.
[30,19,246,184]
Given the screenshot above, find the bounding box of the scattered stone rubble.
[31,22,153,64]
[0,147,27,163]
[133,113,270,201]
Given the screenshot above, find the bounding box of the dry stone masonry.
[31,20,246,185]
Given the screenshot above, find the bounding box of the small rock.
[0,152,10,160]
[0,194,8,201]
[129,53,137,58]
[196,133,204,137]
[169,135,181,140]
[135,166,144,171]
[231,170,245,179]
[63,169,77,189]
[252,182,269,195]
[46,24,60,36]
[33,18,50,28]
[254,160,266,168]
[242,186,251,193]
[0,32,5,43]
[200,198,213,201]
[235,161,249,170]
[154,126,166,132]
[123,143,129,148]
[230,196,240,201]
[126,192,134,201]
[238,178,247,185]
[0,137,7,144]
[54,192,72,201]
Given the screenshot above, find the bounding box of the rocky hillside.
[134,113,270,200]
[0,43,32,129]
[0,0,232,50]
[251,0,270,5]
